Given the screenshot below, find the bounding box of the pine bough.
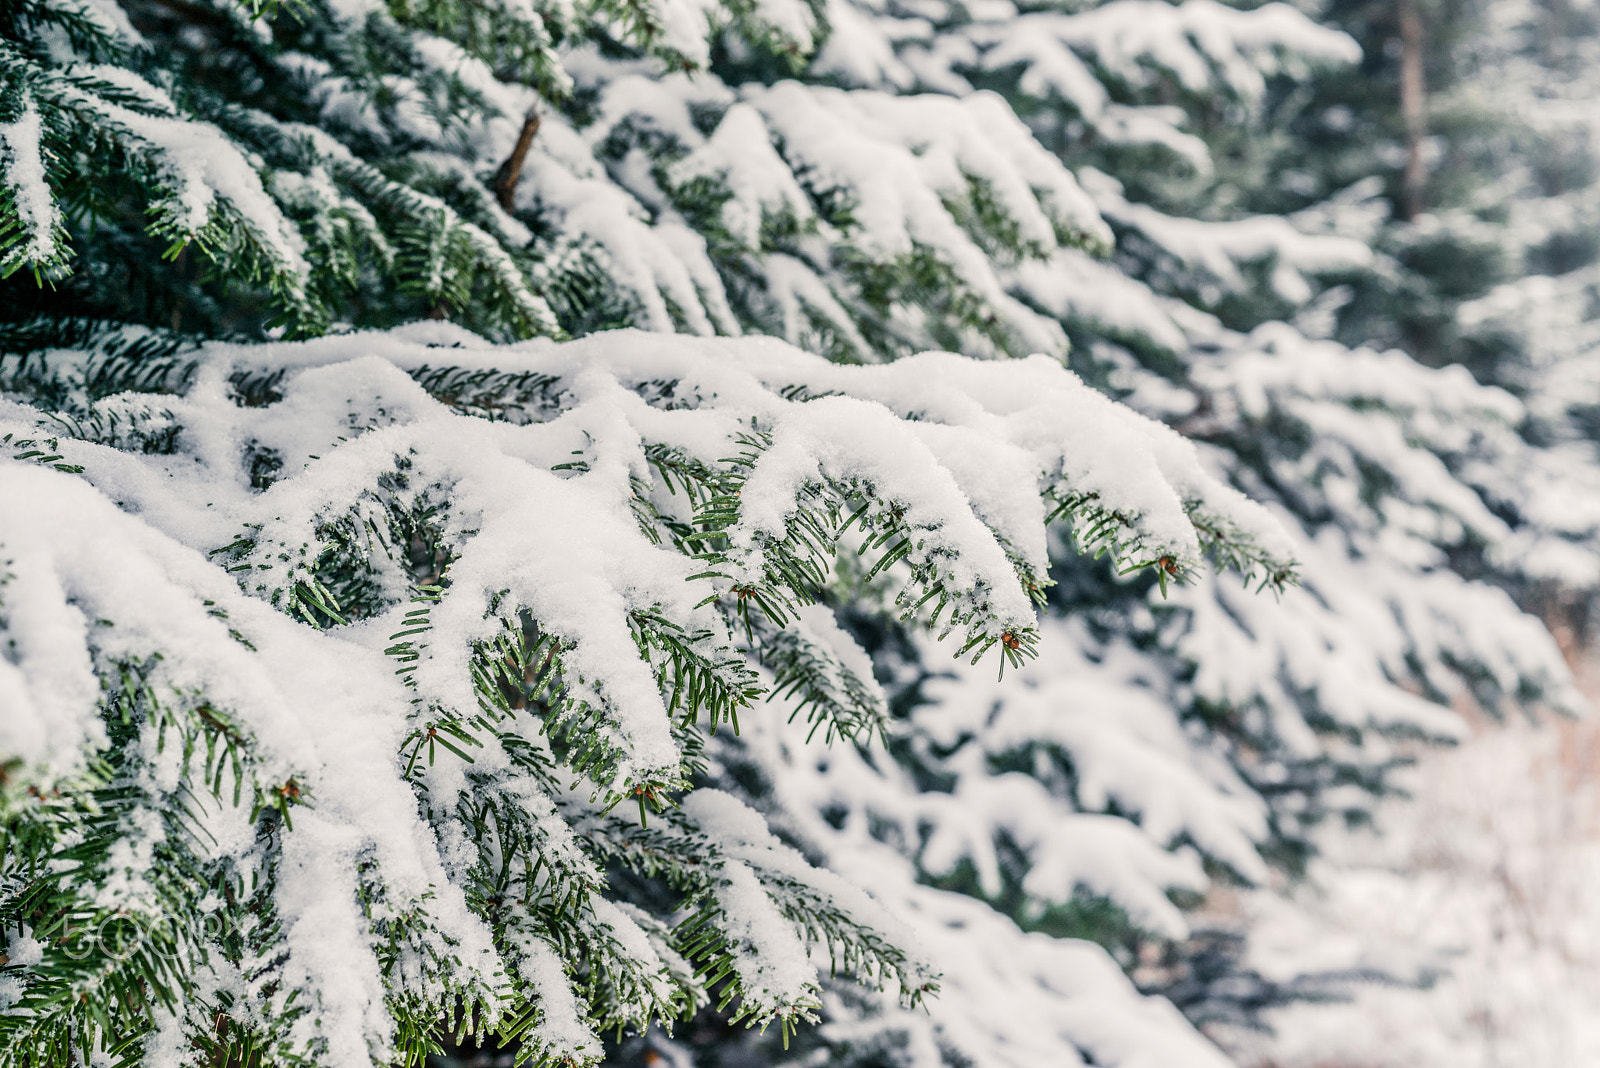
[0,322,1295,1068]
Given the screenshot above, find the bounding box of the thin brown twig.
[493,107,542,213]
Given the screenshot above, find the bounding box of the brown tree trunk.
[1398,0,1429,220]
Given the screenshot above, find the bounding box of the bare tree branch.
[493,106,543,213]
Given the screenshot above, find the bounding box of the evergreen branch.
[0,651,299,1068]
[1,430,83,473]
[746,607,888,746]
[407,364,566,422]
[1045,485,1299,595]
[691,433,1042,674]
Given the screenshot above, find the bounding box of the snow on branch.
[0,322,1294,1065]
[975,0,1359,111]
[1081,170,1372,308]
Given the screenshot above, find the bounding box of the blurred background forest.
[1209,0,1600,1060]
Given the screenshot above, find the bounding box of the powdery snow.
[0,104,60,268]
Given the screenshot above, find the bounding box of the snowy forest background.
[1,0,1599,1063]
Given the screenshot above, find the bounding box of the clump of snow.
[4,932,43,968]
[509,932,604,1062]
[0,103,61,268]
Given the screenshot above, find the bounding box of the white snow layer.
[0,104,60,266]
